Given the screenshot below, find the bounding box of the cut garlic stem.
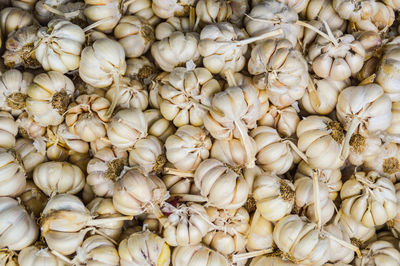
[324,231,361,258]
[218,29,283,46]
[87,215,133,226]
[83,16,115,32]
[235,120,256,168]
[283,140,309,164]
[51,250,73,264]
[164,168,194,177]
[296,20,338,47]
[43,4,80,18]
[340,117,361,160]
[313,171,322,229]
[359,74,376,85]
[106,72,121,117]
[189,7,195,31]
[307,76,321,108]
[224,69,237,87]
[232,248,273,262]
[170,193,208,202]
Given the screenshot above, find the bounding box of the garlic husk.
[355,240,400,266]
[18,245,64,266]
[301,0,346,31]
[84,0,121,33]
[0,112,18,149]
[0,149,26,197]
[15,138,46,173]
[0,7,36,36]
[151,0,196,19]
[18,180,47,218]
[123,0,161,26]
[144,109,176,142]
[162,167,199,195]
[258,105,300,137]
[172,244,229,266]
[16,112,46,139]
[129,135,164,174]
[246,210,274,252]
[74,235,119,265]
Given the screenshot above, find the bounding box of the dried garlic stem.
[83,16,115,32]
[324,232,361,258]
[307,76,321,108]
[359,74,376,85]
[51,250,73,264]
[284,140,309,164]
[87,215,133,226]
[340,118,361,160]
[163,168,194,177]
[217,29,283,46]
[106,72,121,117]
[313,171,322,229]
[296,20,338,46]
[189,7,195,31]
[43,4,80,18]
[235,120,256,168]
[232,248,273,262]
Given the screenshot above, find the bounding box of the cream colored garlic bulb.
[258,106,300,137]
[119,231,170,266]
[26,71,75,126]
[0,7,35,36]
[155,17,193,40]
[355,240,400,265]
[162,169,198,195]
[297,115,344,169]
[74,235,119,265]
[87,147,128,197]
[11,0,38,10]
[348,134,382,166]
[152,0,195,19]
[35,2,85,25]
[273,215,330,265]
[18,245,64,266]
[144,109,176,142]
[114,15,154,58]
[107,108,147,149]
[308,31,365,81]
[0,70,33,116]
[0,149,26,197]
[249,255,295,266]
[391,183,400,237]
[195,159,249,210]
[126,56,156,82]
[211,138,249,168]
[301,0,346,31]
[301,77,349,115]
[248,39,308,108]
[0,112,17,149]
[163,202,210,246]
[123,0,160,26]
[15,138,46,173]
[113,169,167,216]
[35,20,85,73]
[363,142,400,178]
[246,210,273,252]
[84,0,121,33]
[0,197,38,250]
[338,212,376,244]
[324,223,355,264]
[165,125,211,172]
[376,43,400,101]
[129,135,164,174]
[16,112,45,139]
[198,22,247,74]
[388,102,400,136]
[252,173,294,222]
[245,0,302,47]
[172,244,229,266]
[151,31,200,72]
[196,0,248,25]
[66,94,110,142]
[34,0,70,24]
[340,171,397,228]
[18,181,47,217]
[105,77,148,111]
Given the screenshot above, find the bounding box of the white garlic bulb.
[324,223,355,264]
[363,142,400,179]
[195,0,247,25]
[16,112,46,139]
[376,42,400,102]
[26,71,75,126]
[387,102,400,136]
[172,244,229,266]
[211,138,248,168]
[0,7,35,36]
[18,180,47,218]
[355,240,400,266]
[15,138,46,173]
[162,169,198,195]
[152,0,196,19]
[0,149,26,197]
[249,255,295,266]
[10,0,37,11]
[74,235,119,265]
[123,0,160,26]
[338,212,376,244]
[155,16,193,40]
[119,230,170,266]
[258,106,300,137]
[18,245,64,266]
[129,135,164,174]
[0,112,17,149]
[301,0,346,31]
[0,197,38,250]
[84,0,121,33]
[126,56,156,82]
[144,109,176,142]
[246,210,273,252]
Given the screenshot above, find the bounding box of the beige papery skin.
[34,0,70,24]
[198,22,247,75]
[245,0,302,47]
[249,255,295,266]
[151,31,200,72]
[163,202,211,246]
[26,71,75,127]
[333,0,394,33]
[126,56,156,83]
[118,231,170,266]
[165,125,211,172]
[105,77,148,111]
[73,235,119,265]
[0,250,18,266]
[355,240,400,266]
[0,197,38,250]
[246,210,274,252]
[0,7,35,36]
[65,94,110,142]
[194,159,249,209]
[113,169,167,216]
[15,138,46,173]
[301,77,349,115]
[152,0,196,19]
[144,109,176,142]
[107,108,147,149]
[123,0,160,26]
[376,41,400,102]
[18,245,64,266]
[87,147,128,198]
[248,39,308,108]
[0,112,17,149]
[0,149,26,197]
[114,16,154,58]
[340,171,397,228]
[84,0,121,33]
[18,180,47,218]
[172,244,229,266]
[273,215,330,265]
[363,142,400,179]
[324,223,355,264]
[203,207,249,256]
[160,68,221,127]
[154,17,193,40]
[252,173,295,222]
[301,0,346,30]
[129,135,164,174]
[258,105,300,137]
[17,112,46,139]
[388,102,400,136]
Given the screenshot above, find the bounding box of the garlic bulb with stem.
[355,240,400,265]
[258,105,300,137]
[172,244,229,266]
[16,111,45,139]
[15,138,46,174]
[337,212,376,245]
[122,0,160,26]
[151,0,196,19]
[0,7,35,36]
[83,0,121,33]
[0,149,26,197]
[246,209,274,252]
[301,0,346,31]
[18,245,64,266]
[71,235,119,265]
[0,111,17,149]
[363,142,400,179]
[129,135,165,174]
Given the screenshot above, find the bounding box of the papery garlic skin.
[74,235,119,265]
[248,39,308,108]
[0,112,17,149]
[0,150,26,197]
[363,142,400,178]
[18,180,47,218]
[252,173,295,222]
[301,0,346,31]
[84,0,121,33]
[152,0,196,19]
[172,244,229,266]
[246,210,274,252]
[0,197,38,250]
[17,112,46,139]
[0,7,35,36]
[376,43,400,102]
[195,159,249,209]
[124,0,160,26]
[26,71,75,126]
[129,135,164,174]
[126,56,156,82]
[119,231,170,266]
[15,138,46,173]
[355,240,400,266]
[18,246,64,266]
[145,109,176,142]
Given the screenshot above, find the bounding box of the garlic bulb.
[0,70,33,116]
[152,0,196,19]
[35,20,85,73]
[84,0,121,33]
[258,106,300,137]
[273,215,330,265]
[18,245,64,266]
[15,138,46,173]
[324,223,355,264]
[246,210,273,252]
[87,147,128,197]
[0,112,17,149]
[211,138,248,168]
[376,43,400,101]
[151,31,200,72]
[155,17,193,40]
[301,0,346,31]
[129,135,164,174]
[119,231,170,266]
[26,71,75,126]
[388,102,400,136]
[0,149,26,197]
[66,94,110,142]
[114,15,154,58]
[172,244,229,266]
[248,39,308,108]
[245,0,302,47]
[0,197,38,250]
[308,30,365,81]
[166,125,211,172]
[163,202,211,246]
[126,56,156,82]
[107,108,147,149]
[249,255,295,266]
[338,213,376,244]
[17,112,45,139]
[391,183,400,237]
[196,0,248,25]
[162,169,198,195]
[35,2,86,25]
[144,109,176,142]
[340,171,397,228]
[0,7,35,36]
[74,235,119,265]
[252,173,295,221]
[198,22,247,74]
[363,142,400,178]
[195,159,249,209]
[34,0,69,24]
[105,77,148,111]
[123,0,160,26]
[355,240,400,265]
[18,180,47,217]
[297,115,344,169]
[301,77,349,115]
[113,169,167,216]
[11,0,38,11]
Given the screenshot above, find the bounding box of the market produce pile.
[1,0,400,265]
